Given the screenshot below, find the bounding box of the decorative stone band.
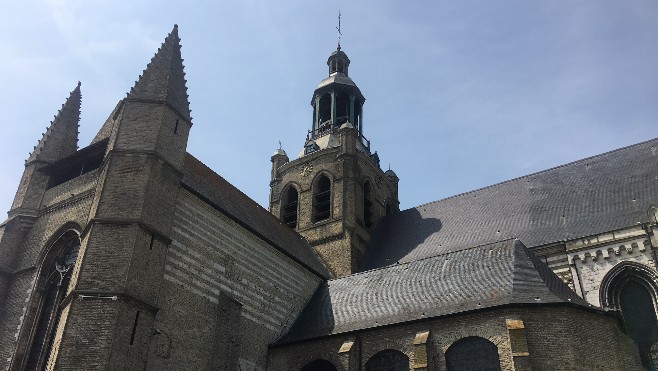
[570,240,650,264]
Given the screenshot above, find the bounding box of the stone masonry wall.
[147,189,323,371]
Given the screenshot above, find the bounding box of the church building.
[0,25,656,371]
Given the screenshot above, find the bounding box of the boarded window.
[313,175,331,222]
[446,336,501,371]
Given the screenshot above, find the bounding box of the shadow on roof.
[360,209,442,271]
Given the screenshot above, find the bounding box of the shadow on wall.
[359,208,442,271]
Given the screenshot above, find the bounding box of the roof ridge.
[409,137,658,210]
[335,237,520,282]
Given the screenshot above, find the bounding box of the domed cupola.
[328,45,350,75]
[307,46,368,156]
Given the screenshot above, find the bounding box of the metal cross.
[336,11,342,48]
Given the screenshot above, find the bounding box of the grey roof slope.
[181,153,331,279]
[362,138,658,270]
[276,239,588,344]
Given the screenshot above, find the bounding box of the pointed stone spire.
[27,82,81,164]
[127,24,192,122]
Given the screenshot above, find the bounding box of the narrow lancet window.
[313,175,331,222]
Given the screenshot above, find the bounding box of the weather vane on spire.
[336,11,342,49]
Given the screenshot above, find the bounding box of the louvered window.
[281,187,299,229]
[313,175,331,222]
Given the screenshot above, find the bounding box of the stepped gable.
[127,24,191,122]
[276,239,589,344]
[26,82,81,163]
[362,138,658,270]
[181,153,331,279]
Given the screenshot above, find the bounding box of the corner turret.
[11,82,81,214]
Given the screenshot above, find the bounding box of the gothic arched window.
[24,231,80,370]
[281,186,299,229]
[301,359,337,371]
[601,262,658,370]
[313,174,331,223]
[446,336,501,371]
[365,349,409,371]
[363,181,373,228]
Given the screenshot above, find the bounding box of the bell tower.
[269,44,399,278]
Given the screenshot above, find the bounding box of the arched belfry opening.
[23,230,81,370]
[316,93,332,134]
[313,174,331,223]
[335,92,350,127]
[600,262,658,370]
[281,186,299,229]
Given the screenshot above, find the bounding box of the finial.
[336,11,342,50]
[388,163,391,171]
[278,140,282,149]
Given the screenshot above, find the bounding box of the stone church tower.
[0,25,192,369]
[269,45,399,278]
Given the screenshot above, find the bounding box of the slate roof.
[181,153,331,279]
[277,239,588,344]
[362,138,658,270]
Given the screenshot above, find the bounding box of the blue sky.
[1,1,657,215]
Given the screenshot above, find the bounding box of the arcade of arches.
[299,339,502,371]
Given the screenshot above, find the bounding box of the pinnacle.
[27,83,81,163]
[127,25,191,121]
